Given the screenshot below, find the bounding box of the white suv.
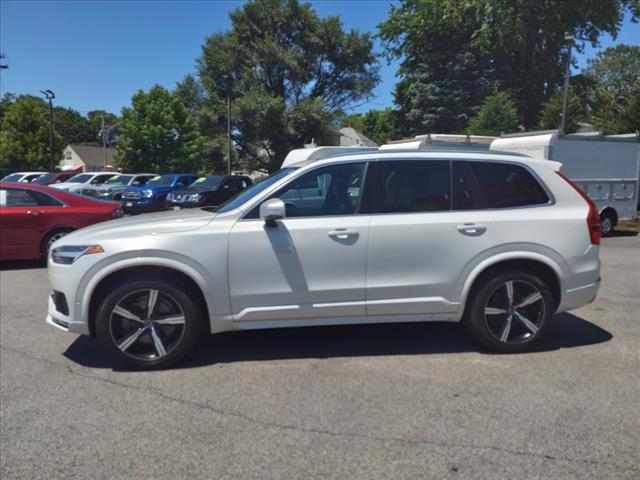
[46,149,601,369]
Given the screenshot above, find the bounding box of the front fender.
[75,250,218,330]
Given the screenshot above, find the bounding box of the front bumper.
[122,199,158,213]
[46,294,90,335]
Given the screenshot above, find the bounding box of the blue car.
[121,174,198,213]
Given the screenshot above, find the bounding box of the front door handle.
[26,210,43,216]
[457,223,486,236]
[328,229,358,239]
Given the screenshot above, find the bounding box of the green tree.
[341,108,401,145]
[583,45,640,133]
[537,87,588,133]
[0,96,63,170]
[467,91,520,136]
[197,0,379,172]
[88,110,120,146]
[379,0,640,130]
[53,106,96,145]
[115,85,209,173]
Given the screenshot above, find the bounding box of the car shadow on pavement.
[0,260,45,270]
[63,312,613,370]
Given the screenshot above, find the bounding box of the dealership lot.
[1,235,638,479]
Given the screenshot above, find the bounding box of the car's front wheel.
[95,276,205,369]
[464,270,554,353]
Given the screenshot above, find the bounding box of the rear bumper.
[557,278,601,313]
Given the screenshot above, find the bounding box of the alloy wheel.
[484,280,546,345]
[109,289,186,361]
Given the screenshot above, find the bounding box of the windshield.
[33,173,56,183]
[146,175,174,187]
[1,173,24,182]
[216,168,296,213]
[65,174,93,183]
[105,175,131,185]
[190,176,223,188]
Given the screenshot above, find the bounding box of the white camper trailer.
[491,132,640,235]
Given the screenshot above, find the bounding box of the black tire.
[156,196,167,211]
[600,211,616,237]
[41,229,74,258]
[95,275,205,369]
[463,269,554,353]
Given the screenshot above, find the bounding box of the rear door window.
[466,162,550,209]
[370,160,451,213]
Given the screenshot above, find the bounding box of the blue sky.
[1,0,638,116]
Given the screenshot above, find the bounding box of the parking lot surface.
[1,235,639,479]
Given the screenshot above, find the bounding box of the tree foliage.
[0,96,63,170]
[115,85,209,173]
[197,0,379,172]
[341,108,401,145]
[379,0,640,132]
[583,44,640,133]
[467,91,520,136]
[537,87,588,133]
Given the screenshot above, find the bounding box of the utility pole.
[559,35,575,135]
[227,87,232,175]
[40,90,56,171]
[101,115,106,169]
[0,54,8,97]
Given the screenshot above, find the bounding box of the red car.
[0,182,122,261]
[32,171,77,185]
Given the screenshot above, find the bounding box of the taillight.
[556,171,601,245]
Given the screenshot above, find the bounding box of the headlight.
[167,193,175,201]
[191,193,200,202]
[51,245,104,265]
[142,189,154,198]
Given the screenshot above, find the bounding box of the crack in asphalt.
[1,343,637,472]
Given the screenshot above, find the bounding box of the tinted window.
[105,175,132,185]
[65,174,93,183]
[1,188,38,206]
[373,160,450,213]
[33,173,57,184]
[452,161,482,210]
[191,176,223,188]
[218,168,296,213]
[92,174,115,185]
[1,174,24,182]
[30,190,63,206]
[274,163,366,217]
[467,162,549,208]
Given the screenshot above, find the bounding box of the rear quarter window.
[463,161,550,209]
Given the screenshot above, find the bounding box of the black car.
[166,175,252,208]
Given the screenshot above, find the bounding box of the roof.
[338,127,378,147]
[68,144,116,167]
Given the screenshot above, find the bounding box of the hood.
[57,208,217,245]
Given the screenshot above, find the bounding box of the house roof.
[338,127,378,147]
[68,144,116,167]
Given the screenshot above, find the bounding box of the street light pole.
[40,90,55,171]
[227,86,232,175]
[559,35,575,135]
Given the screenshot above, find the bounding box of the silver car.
[79,173,155,201]
[47,148,601,369]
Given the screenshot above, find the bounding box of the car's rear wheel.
[464,270,554,353]
[95,276,204,369]
[41,229,74,258]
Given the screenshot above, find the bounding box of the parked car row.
[0,170,253,261]
[0,182,122,261]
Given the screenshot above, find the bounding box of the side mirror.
[260,198,285,228]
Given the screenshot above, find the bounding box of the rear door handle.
[328,229,358,239]
[457,223,486,236]
[26,210,43,216]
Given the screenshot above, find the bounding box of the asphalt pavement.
[1,235,639,479]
